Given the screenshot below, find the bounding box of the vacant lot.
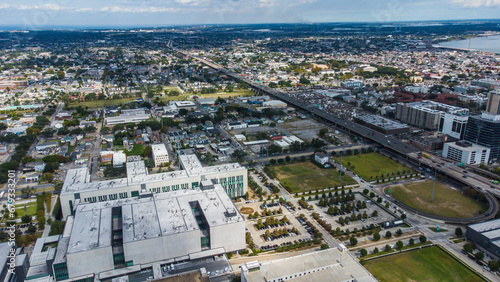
[334,153,411,181]
[269,162,355,193]
[69,98,139,109]
[364,246,483,282]
[200,89,255,99]
[386,180,487,218]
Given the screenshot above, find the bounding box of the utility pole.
[431,168,437,202]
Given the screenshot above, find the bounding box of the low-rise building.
[466,218,500,258]
[241,248,376,282]
[442,141,490,165]
[152,144,170,167]
[314,153,330,165]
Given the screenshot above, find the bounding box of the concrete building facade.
[465,112,500,162]
[396,100,468,131]
[51,185,245,281]
[442,141,490,165]
[60,155,247,219]
[152,144,170,167]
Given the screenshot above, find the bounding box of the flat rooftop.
[66,185,243,254]
[447,141,489,152]
[152,143,169,156]
[244,248,376,282]
[358,115,409,130]
[61,155,245,195]
[469,218,500,233]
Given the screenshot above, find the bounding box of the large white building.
[104,113,151,126]
[51,184,245,281]
[152,144,170,167]
[60,154,247,219]
[241,248,376,282]
[442,141,490,165]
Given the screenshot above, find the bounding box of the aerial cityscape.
[0,1,500,282]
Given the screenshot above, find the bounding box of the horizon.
[1,0,499,30]
[0,18,499,31]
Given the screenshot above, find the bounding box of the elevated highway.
[172,46,499,222]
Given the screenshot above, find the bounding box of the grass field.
[269,162,356,193]
[364,246,483,282]
[69,98,138,109]
[334,153,411,181]
[387,181,487,218]
[199,89,255,99]
[15,204,37,218]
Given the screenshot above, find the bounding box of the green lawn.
[334,153,412,181]
[364,246,483,282]
[269,162,356,193]
[200,89,255,99]
[15,204,37,218]
[386,181,486,218]
[69,98,138,109]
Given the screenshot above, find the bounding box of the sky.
[0,0,499,29]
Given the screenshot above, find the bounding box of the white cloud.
[100,6,180,12]
[453,0,500,7]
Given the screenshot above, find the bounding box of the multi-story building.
[442,141,490,165]
[465,112,500,162]
[486,90,500,115]
[51,184,245,281]
[60,154,247,219]
[396,101,469,136]
[151,144,170,167]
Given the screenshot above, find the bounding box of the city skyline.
[0,0,499,29]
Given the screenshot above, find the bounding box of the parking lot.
[307,193,399,233]
[243,201,316,252]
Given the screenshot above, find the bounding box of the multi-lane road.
[171,46,499,195]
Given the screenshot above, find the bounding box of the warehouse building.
[60,154,247,219]
[356,115,409,135]
[105,113,151,126]
[50,184,245,281]
[152,144,170,167]
[241,248,376,282]
[262,100,287,109]
[466,218,500,258]
[442,141,490,165]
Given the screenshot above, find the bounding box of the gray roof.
[65,184,243,254]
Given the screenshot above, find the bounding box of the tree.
[385,231,392,238]
[360,249,368,257]
[27,225,37,234]
[396,240,404,250]
[321,243,329,250]
[350,236,358,246]
[21,215,32,223]
[409,238,415,246]
[396,229,402,236]
[385,244,392,252]
[56,70,65,80]
[474,251,484,261]
[363,189,369,195]
[488,260,500,272]
[265,229,271,239]
[463,243,473,253]
[455,227,463,237]
[419,235,427,243]
[373,247,379,254]
[373,232,381,241]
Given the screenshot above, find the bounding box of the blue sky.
[0,0,499,28]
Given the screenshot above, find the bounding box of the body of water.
[437,35,500,54]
